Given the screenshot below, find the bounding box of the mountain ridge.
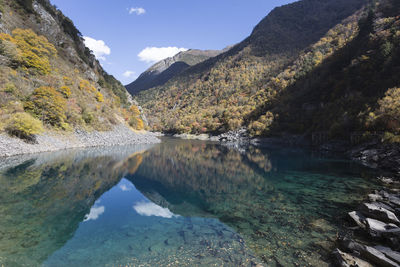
[134,0,369,136]
[126,48,228,95]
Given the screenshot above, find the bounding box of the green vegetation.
[58,86,71,98]
[135,0,400,141]
[369,87,400,132]
[0,29,57,74]
[136,0,366,135]
[126,49,223,96]
[5,112,44,141]
[123,105,145,130]
[0,0,146,139]
[24,86,67,128]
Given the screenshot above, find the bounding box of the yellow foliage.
[6,112,44,141]
[63,76,72,85]
[129,105,141,116]
[0,28,57,74]
[24,86,67,127]
[96,92,104,102]
[58,86,71,98]
[129,117,144,130]
[79,80,96,92]
[126,105,144,130]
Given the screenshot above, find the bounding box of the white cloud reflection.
[119,184,132,192]
[84,206,105,221]
[133,202,177,218]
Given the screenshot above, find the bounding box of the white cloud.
[138,47,188,64]
[84,206,105,221]
[123,71,136,78]
[133,202,177,218]
[129,7,146,15]
[83,36,111,61]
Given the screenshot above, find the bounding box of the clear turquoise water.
[0,138,380,266]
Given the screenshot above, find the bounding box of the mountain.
[126,49,226,95]
[0,0,145,141]
[134,0,399,140]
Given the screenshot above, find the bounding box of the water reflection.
[128,138,379,266]
[0,139,379,267]
[0,145,150,267]
[133,201,177,218]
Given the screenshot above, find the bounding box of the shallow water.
[0,138,380,266]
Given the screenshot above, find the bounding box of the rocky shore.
[0,125,160,158]
[334,184,400,267]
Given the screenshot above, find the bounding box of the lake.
[0,138,380,266]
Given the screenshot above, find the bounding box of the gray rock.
[361,246,399,267]
[332,248,373,267]
[360,203,400,225]
[366,218,400,238]
[369,193,384,202]
[339,237,366,254]
[340,239,400,267]
[375,246,400,264]
[349,211,367,229]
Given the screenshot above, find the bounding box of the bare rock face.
[32,2,64,46]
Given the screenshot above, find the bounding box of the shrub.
[129,117,144,130]
[2,83,17,94]
[82,111,94,124]
[6,112,44,142]
[15,0,34,13]
[370,87,400,132]
[24,86,67,127]
[129,105,141,116]
[63,76,73,86]
[382,132,400,144]
[95,92,104,102]
[79,80,96,92]
[248,112,274,136]
[58,86,71,98]
[0,29,57,74]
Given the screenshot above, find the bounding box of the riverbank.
[0,125,160,158]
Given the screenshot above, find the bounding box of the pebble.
[0,125,160,158]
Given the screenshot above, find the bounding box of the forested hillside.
[126,49,224,96]
[0,0,144,142]
[135,0,399,142]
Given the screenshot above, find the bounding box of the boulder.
[339,237,366,253]
[366,218,400,238]
[349,211,367,229]
[339,239,400,267]
[361,246,400,267]
[375,246,400,264]
[332,248,373,267]
[369,193,384,202]
[371,202,396,213]
[360,203,400,225]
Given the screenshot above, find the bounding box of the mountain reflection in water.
[0,138,379,267]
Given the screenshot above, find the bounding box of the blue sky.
[51,0,295,85]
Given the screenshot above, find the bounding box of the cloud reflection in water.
[84,206,105,221]
[133,202,177,218]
